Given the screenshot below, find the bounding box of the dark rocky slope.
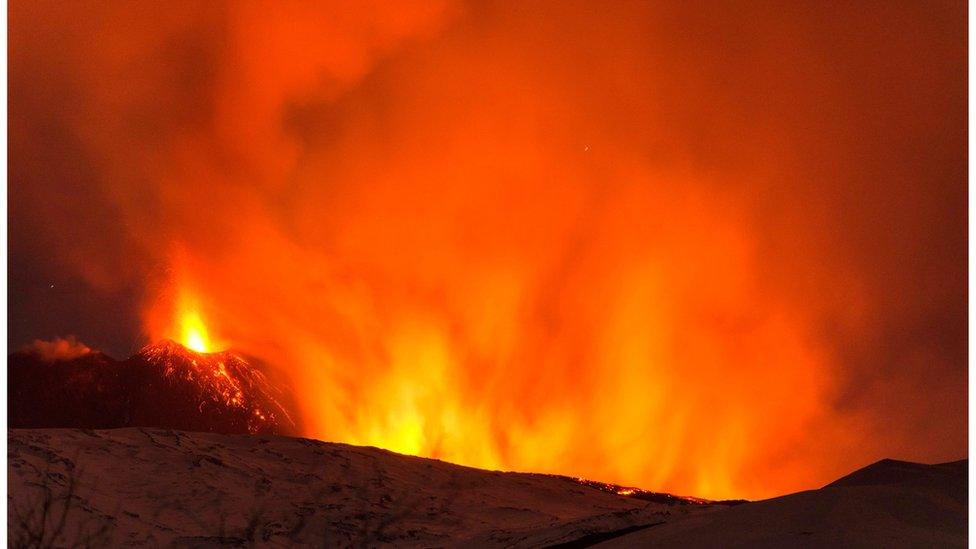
[8,341,295,435]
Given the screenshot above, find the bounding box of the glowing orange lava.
[144,261,224,355]
[179,309,211,353]
[91,1,963,502]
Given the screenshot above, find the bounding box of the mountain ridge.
[8,340,296,435]
[8,428,966,548]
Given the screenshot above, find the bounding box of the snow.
[7,428,710,547]
[10,428,963,547]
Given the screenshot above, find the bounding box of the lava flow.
[137,339,294,433]
[137,284,296,434]
[9,333,295,436]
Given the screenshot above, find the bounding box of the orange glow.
[13,1,965,502]
[179,309,211,353]
[144,258,224,355]
[132,3,846,500]
[142,183,836,500]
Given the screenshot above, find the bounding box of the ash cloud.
[22,336,92,362]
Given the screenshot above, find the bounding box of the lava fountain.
[177,304,212,354]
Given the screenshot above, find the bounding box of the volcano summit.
[8,339,296,435]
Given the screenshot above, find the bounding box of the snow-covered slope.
[9,428,963,548]
[7,428,714,547]
[595,458,967,548]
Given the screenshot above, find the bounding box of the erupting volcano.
[7,2,967,544]
[135,339,295,433]
[9,336,295,436]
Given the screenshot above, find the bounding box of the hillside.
[596,459,967,547]
[8,428,965,547]
[8,341,295,435]
[7,428,713,547]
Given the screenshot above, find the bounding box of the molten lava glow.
[145,273,223,355]
[14,2,966,501]
[180,311,211,353]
